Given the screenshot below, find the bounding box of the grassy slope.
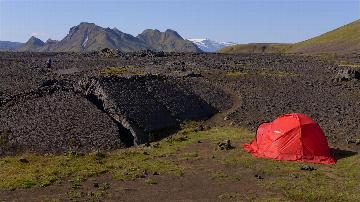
[219,19,360,54]
[287,19,360,54]
[0,124,359,201]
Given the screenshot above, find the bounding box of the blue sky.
[0,0,359,43]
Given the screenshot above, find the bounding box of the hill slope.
[137,29,202,52]
[219,43,291,54]
[287,19,360,54]
[219,19,360,54]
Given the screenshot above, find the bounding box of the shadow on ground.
[332,148,358,160]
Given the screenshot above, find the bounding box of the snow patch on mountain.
[82,35,89,48]
[188,38,237,52]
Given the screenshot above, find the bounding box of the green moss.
[144,178,157,185]
[225,70,298,78]
[258,70,298,77]
[338,61,360,69]
[180,152,199,160]
[225,71,248,77]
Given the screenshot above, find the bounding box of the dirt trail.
[204,79,242,127]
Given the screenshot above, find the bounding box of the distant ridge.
[0,41,23,51]
[15,22,202,53]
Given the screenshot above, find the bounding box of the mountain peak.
[68,22,99,36]
[137,29,201,52]
[164,29,182,39]
[79,22,96,26]
[45,38,58,43]
[27,36,45,46]
[18,36,45,51]
[141,29,161,34]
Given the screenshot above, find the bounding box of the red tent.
[243,113,336,164]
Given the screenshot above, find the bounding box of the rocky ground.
[1,50,360,154]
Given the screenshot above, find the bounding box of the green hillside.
[288,19,360,54]
[219,19,360,54]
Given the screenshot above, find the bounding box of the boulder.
[336,68,360,81]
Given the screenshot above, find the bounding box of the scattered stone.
[93,183,99,188]
[141,170,148,178]
[254,174,264,179]
[183,71,202,78]
[194,125,204,132]
[289,173,299,178]
[152,143,160,148]
[346,138,360,145]
[218,140,233,150]
[300,165,316,171]
[100,48,118,57]
[175,136,188,142]
[336,68,360,81]
[46,58,52,68]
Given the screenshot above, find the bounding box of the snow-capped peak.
[188,38,237,52]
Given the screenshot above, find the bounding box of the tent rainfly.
[243,113,336,164]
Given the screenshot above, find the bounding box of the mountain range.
[1,22,202,53]
[0,41,23,51]
[219,19,360,54]
[1,19,359,54]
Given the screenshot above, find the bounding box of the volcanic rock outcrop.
[79,75,217,145]
[0,72,224,155]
